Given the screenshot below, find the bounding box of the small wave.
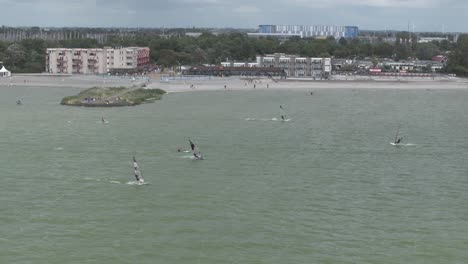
[54,147,64,151]
[109,181,121,184]
[245,118,257,121]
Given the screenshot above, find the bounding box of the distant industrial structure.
[46,47,150,74]
[221,54,332,78]
[248,25,359,39]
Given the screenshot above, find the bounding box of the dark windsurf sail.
[394,126,402,144]
[280,105,286,121]
[189,139,204,160]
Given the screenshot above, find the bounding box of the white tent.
[0,66,11,77]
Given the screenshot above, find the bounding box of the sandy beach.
[154,75,468,93]
[0,74,149,89]
[2,73,468,92]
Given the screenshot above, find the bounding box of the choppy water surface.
[1,86,467,264]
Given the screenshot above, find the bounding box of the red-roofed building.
[432,55,448,64]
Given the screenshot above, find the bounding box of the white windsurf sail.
[132,156,144,183]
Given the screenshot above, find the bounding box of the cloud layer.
[0,0,466,32]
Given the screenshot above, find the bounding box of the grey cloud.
[0,0,467,31]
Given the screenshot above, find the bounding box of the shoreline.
[1,74,468,92]
[155,76,468,93]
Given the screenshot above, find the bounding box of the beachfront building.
[255,54,332,78]
[183,65,286,77]
[46,47,150,74]
[222,54,332,78]
[248,25,359,39]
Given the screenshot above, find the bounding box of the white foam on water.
[126,181,149,186]
[390,143,416,146]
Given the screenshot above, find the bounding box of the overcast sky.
[1,0,467,32]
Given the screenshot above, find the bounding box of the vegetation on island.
[61,86,166,107]
[1,30,468,75]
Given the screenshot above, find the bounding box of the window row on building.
[46,47,150,74]
[255,24,359,39]
[221,54,332,78]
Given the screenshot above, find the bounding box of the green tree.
[338,37,348,46]
[415,43,440,60]
[4,43,26,69]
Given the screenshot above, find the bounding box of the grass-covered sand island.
[61,86,166,107]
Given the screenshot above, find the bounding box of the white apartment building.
[255,54,332,78]
[46,47,150,74]
[251,25,359,39]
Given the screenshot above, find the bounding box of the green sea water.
[1,86,467,264]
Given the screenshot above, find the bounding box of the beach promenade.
[1,73,468,92]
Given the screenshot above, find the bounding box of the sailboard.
[101,116,109,124]
[189,139,204,160]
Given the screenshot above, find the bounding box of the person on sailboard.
[189,140,195,152]
[134,169,142,182]
[281,115,285,121]
[395,137,402,144]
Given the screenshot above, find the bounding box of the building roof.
[432,55,448,63]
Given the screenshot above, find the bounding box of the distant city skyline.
[0,0,467,32]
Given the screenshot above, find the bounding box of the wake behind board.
[390,142,415,146]
[127,181,149,186]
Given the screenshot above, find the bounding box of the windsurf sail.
[394,126,402,144]
[189,139,203,160]
[280,105,286,121]
[132,156,144,183]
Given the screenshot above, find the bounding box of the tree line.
[0,31,467,75]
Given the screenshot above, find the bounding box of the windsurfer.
[133,156,144,183]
